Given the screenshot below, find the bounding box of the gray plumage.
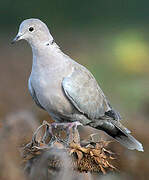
[12,18,143,151]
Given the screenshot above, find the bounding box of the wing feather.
[62,66,110,119]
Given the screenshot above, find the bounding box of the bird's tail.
[89,119,144,152]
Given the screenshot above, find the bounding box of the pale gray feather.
[28,78,45,110]
[62,65,110,119]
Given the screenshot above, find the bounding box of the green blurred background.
[0,0,149,179]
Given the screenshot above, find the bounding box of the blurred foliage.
[1,0,149,31]
[113,30,149,74]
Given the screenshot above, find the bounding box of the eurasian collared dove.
[12,18,143,151]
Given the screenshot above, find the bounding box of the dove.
[12,18,143,151]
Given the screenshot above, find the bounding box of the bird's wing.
[28,78,45,110]
[62,65,111,119]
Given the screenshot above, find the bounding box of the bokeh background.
[0,0,149,179]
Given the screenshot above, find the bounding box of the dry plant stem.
[22,121,116,178]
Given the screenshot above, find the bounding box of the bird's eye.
[29,27,34,32]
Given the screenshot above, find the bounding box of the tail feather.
[89,120,144,152]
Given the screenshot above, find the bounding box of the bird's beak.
[11,33,22,44]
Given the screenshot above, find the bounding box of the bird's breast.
[30,65,75,118]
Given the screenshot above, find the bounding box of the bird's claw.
[51,121,82,129]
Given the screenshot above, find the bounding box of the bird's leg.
[50,121,82,128]
[65,121,82,145]
[50,121,82,145]
[67,121,82,129]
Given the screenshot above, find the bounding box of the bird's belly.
[34,79,75,119]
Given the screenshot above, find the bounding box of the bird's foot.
[49,121,82,145]
[51,121,82,130]
[67,121,82,130]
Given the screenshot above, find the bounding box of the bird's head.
[12,18,54,47]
